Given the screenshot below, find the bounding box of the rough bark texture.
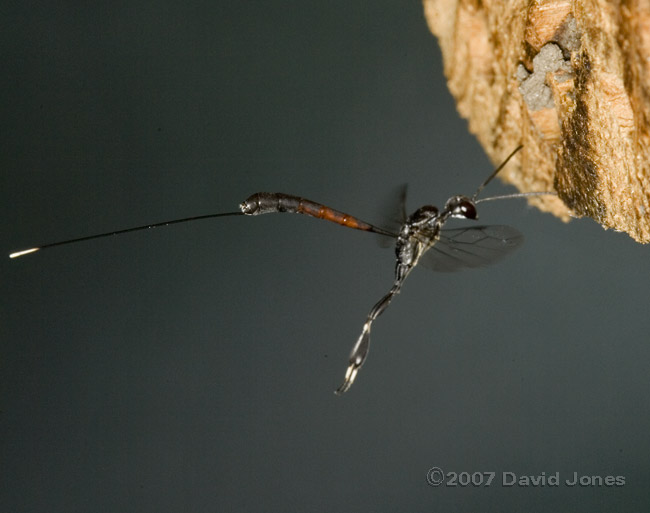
[423,0,650,242]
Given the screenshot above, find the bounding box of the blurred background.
[2,2,649,511]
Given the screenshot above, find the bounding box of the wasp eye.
[457,200,477,219]
[445,196,477,219]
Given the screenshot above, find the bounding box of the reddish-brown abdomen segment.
[240,192,393,235]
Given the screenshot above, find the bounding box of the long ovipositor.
[8,191,394,259]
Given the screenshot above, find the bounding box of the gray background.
[2,2,649,512]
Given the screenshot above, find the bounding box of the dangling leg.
[335,282,403,395]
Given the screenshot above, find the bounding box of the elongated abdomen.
[240,192,384,232]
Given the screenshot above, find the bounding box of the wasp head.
[444,195,477,220]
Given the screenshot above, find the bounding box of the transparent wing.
[376,184,407,248]
[418,225,524,273]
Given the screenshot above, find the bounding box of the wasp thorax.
[407,205,440,229]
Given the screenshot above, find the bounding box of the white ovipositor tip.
[9,247,40,259]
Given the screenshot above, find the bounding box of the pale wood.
[423,0,650,242]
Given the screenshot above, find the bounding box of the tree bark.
[423,0,650,243]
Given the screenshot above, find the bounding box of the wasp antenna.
[472,145,523,201]
[475,191,557,204]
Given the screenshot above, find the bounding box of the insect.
[9,145,553,394]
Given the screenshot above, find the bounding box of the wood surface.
[423,0,650,242]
